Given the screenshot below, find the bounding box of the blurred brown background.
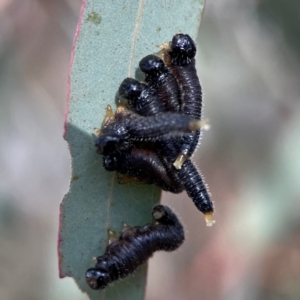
[1,1,300,299]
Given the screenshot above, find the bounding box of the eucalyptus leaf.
[59,0,205,299]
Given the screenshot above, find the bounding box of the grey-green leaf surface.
[59,0,205,299]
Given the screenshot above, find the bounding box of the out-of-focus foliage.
[257,0,300,59]
[0,1,299,300]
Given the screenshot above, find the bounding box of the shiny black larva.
[139,54,181,113]
[166,33,203,169]
[85,205,184,290]
[95,107,201,156]
[103,148,184,193]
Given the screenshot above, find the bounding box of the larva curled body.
[95,108,201,156]
[167,33,203,168]
[103,148,184,193]
[139,54,181,113]
[85,205,184,290]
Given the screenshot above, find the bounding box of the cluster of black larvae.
[86,205,184,289]
[96,33,214,225]
[86,33,215,290]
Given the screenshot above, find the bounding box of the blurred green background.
[0,0,300,299]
